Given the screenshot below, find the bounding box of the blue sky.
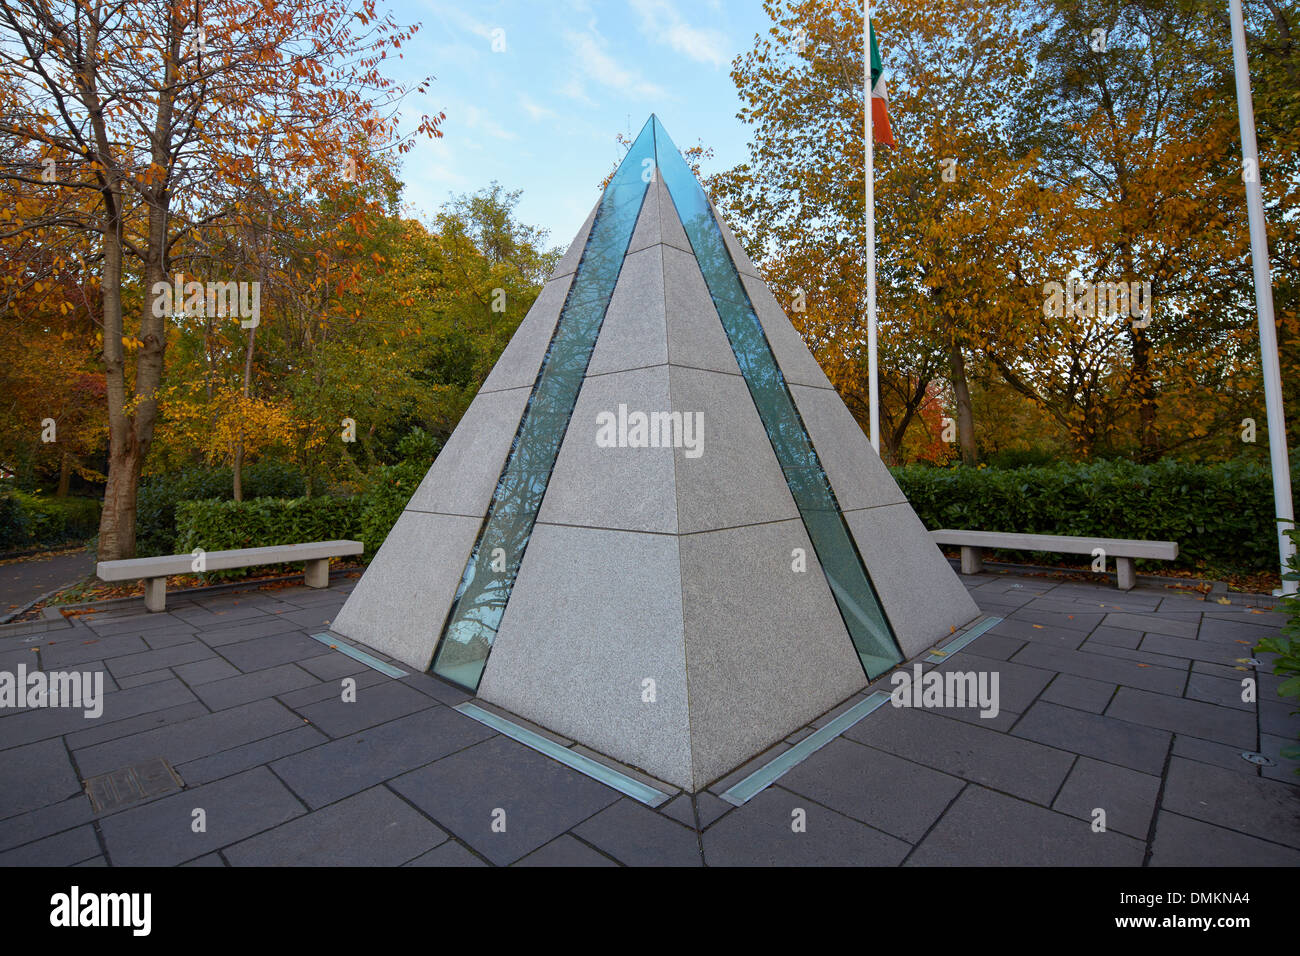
[384,0,773,254]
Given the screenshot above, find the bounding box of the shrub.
[356,428,439,554]
[137,461,306,556]
[0,489,100,552]
[175,496,359,554]
[357,460,427,554]
[890,458,1295,574]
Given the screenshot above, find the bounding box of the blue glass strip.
[454,703,671,807]
[720,691,893,805]
[310,633,407,678]
[923,615,1002,663]
[651,115,903,678]
[429,119,656,690]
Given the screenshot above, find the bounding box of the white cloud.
[519,94,558,122]
[563,27,668,100]
[629,0,728,68]
[459,104,519,141]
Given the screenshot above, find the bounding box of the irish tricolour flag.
[869,22,895,147]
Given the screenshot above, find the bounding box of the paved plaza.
[1,570,1297,866]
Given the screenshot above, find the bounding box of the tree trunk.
[96,199,133,560]
[56,451,72,498]
[949,341,977,466]
[1131,326,1158,462]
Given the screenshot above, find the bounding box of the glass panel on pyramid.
[330,116,981,792]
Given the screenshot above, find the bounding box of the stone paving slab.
[0,572,1296,866]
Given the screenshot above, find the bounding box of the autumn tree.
[0,0,441,557]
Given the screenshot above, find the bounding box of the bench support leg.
[1115,557,1136,591]
[304,558,330,589]
[143,577,167,612]
[960,546,984,575]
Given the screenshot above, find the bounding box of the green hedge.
[890,459,1294,573]
[0,489,100,552]
[137,462,306,557]
[175,496,360,556]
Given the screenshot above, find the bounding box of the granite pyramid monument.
[331,116,979,791]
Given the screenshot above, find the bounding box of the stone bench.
[97,540,364,611]
[929,530,1178,590]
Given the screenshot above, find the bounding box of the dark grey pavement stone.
[701,786,910,866]
[1085,626,1142,649]
[778,737,963,842]
[274,587,348,607]
[173,658,241,686]
[65,702,210,750]
[1051,756,1161,839]
[0,824,100,866]
[192,663,318,711]
[98,767,305,866]
[271,706,494,809]
[959,632,1024,661]
[1010,643,1186,695]
[174,725,328,787]
[115,668,175,689]
[572,799,702,866]
[0,678,198,748]
[200,616,306,647]
[294,680,435,738]
[217,631,332,672]
[907,785,1145,866]
[389,735,620,866]
[1185,672,1253,711]
[404,841,487,866]
[0,738,82,817]
[299,651,369,681]
[73,698,303,776]
[223,786,446,866]
[514,834,619,867]
[1260,733,1300,783]
[399,671,474,706]
[1170,734,1260,775]
[988,617,1088,650]
[846,705,1074,805]
[1160,756,1300,848]
[1199,616,1285,644]
[180,853,226,866]
[657,794,696,829]
[0,795,94,852]
[1137,633,1251,667]
[106,642,213,679]
[275,669,388,708]
[934,651,1053,715]
[1040,674,1116,714]
[1010,606,1106,631]
[1192,659,1254,679]
[1106,688,1255,747]
[1014,701,1170,775]
[1079,641,1194,669]
[75,856,106,866]
[87,613,185,637]
[1260,699,1300,739]
[1149,811,1300,866]
[275,606,339,629]
[40,633,150,668]
[142,629,203,650]
[1103,612,1197,638]
[662,792,733,831]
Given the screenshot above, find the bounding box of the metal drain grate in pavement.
[85,757,184,813]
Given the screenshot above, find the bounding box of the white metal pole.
[865,2,879,452]
[1229,0,1296,594]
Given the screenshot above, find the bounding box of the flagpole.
[1229,0,1296,594]
[865,2,879,452]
